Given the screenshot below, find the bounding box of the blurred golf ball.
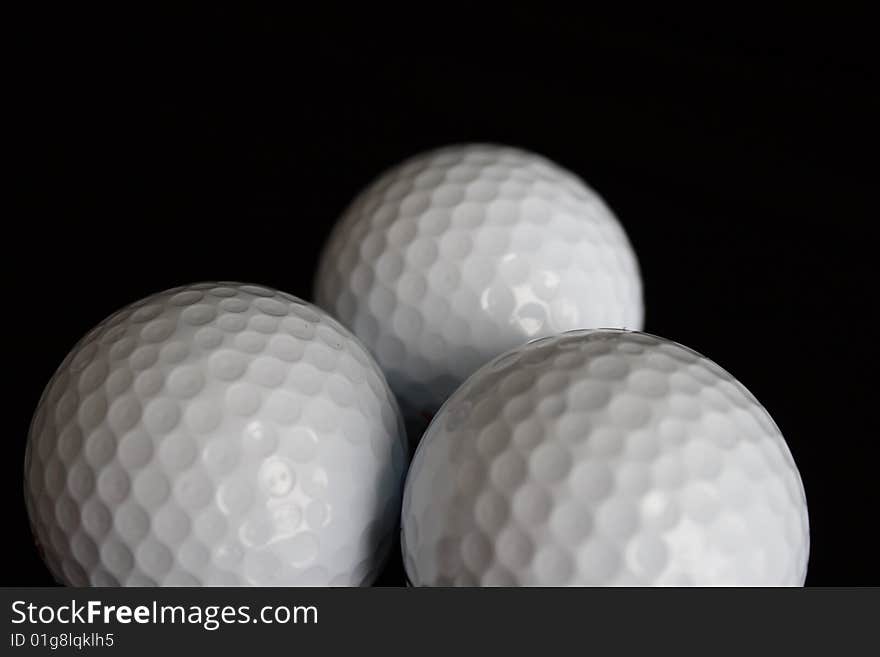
[315,144,643,436]
[25,282,408,586]
[401,329,809,586]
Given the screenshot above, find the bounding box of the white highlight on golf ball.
[25,282,408,586]
[315,144,643,434]
[401,329,809,586]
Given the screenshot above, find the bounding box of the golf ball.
[401,330,809,586]
[25,282,408,586]
[315,144,643,436]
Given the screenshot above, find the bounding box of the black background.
[8,8,876,585]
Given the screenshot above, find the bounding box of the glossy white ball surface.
[402,330,809,586]
[315,144,643,433]
[25,282,408,586]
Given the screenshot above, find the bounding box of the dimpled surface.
[401,330,809,586]
[25,282,408,586]
[315,144,643,430]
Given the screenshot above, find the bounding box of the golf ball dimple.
[315,144,643,435]
[25,282,409,586]
[401,330,809,586]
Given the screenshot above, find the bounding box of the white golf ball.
[25,282,408,586]
[315,144,643,435]
[401,330,809,586]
